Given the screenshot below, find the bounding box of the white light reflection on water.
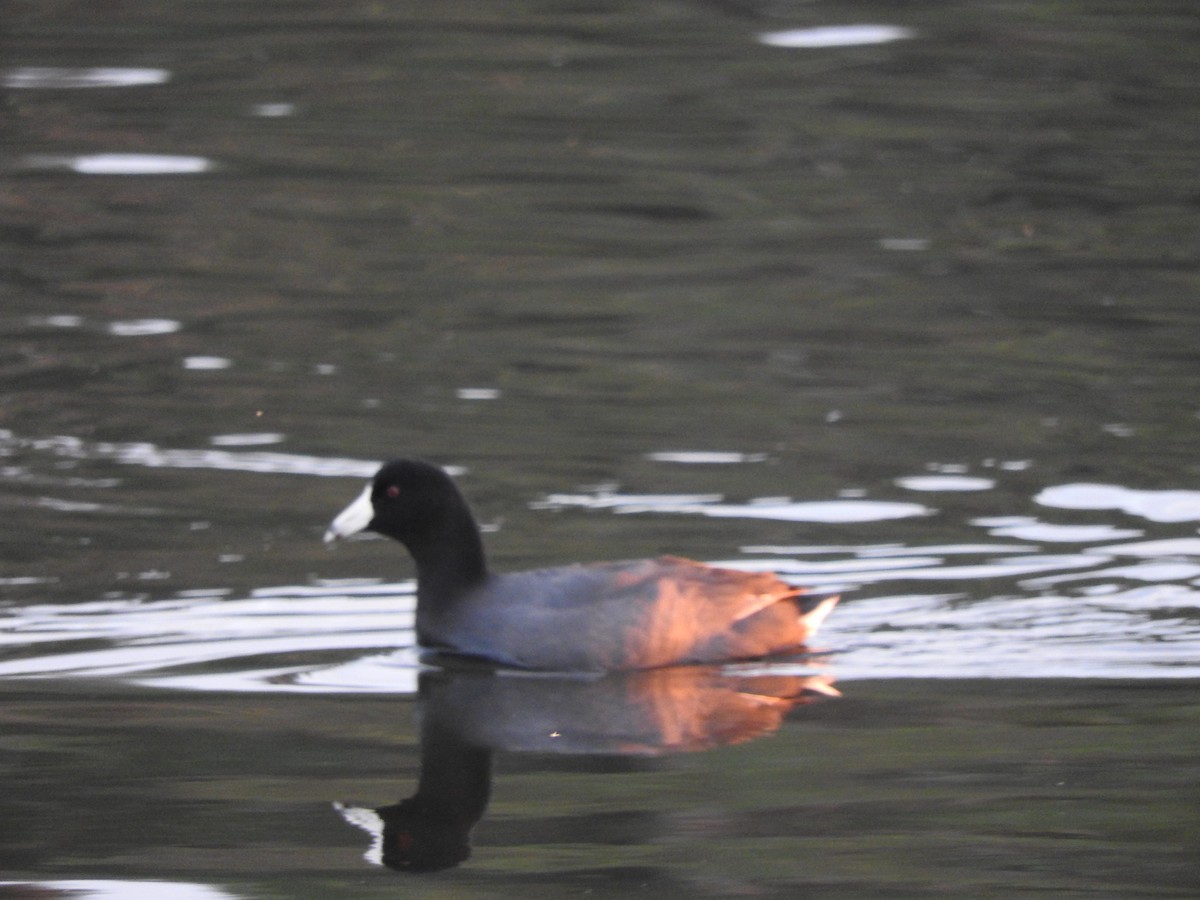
[250,102,297,117]
[3,432,1198,689]
[0,882,236,900]
[2,67,171,88]
[0,585,421,693]
[1,431,385,479]
[825,584,1200,680]
[456,387,501,400]
[183,355,233,370]
[757,25,915,49]
[27,314,84,328]
[108,318,182,336]
[209,433,285,447]
[98,443,381,478]
[2,538,1197,690]
[1037,483,1200,522]
[534,491,932,523]
[895,474,995,492]
[20,153,214,175]
[648,451,769,464]
[723,552,1102,585]
[974,516,1144,542]
[0,431,465,480]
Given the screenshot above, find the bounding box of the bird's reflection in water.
[335,660,839,872]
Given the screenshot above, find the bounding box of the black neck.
[407,494,489,601]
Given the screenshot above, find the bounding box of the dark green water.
[3,1,1200,895]
[3,677,1198,897]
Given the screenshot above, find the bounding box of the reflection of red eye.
[386,485,400,498]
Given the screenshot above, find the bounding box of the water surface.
[3,0,1199,895]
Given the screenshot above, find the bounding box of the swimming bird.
[325,459,838,671]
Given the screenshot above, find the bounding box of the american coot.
[325,459,838,671]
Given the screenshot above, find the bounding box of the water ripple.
[2,430,1197,689]
[534,491,932,523]
[757,25,915,49]
[2,67,171,89]
[20,153,214,175]
[1037,483,1200,522]
[833,585,1200,680]
[2,537,1196,691]
[0,585,418,692]
[0,883,233,900]
[1,430,384,479]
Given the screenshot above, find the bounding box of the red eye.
[386,485,400,499]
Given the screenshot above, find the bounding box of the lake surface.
[3,1,1199,896]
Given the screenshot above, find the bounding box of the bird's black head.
[325,458,486,588]
[367,459,465,542]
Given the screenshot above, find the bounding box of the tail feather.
[799,594,839,640]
